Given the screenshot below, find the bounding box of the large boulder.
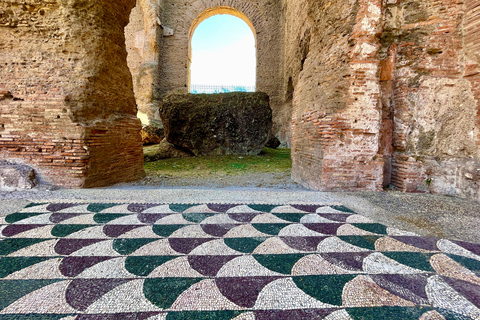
[0,161,38,191]
[160,92,272,156]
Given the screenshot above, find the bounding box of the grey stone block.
[0,161,38,191]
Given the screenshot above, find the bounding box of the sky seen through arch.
[190,14,256,89]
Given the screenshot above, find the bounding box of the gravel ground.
[1,173,479,243]
[136,171,302,189]
[332,191,480,243]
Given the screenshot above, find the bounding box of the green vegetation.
[144,147,292,178]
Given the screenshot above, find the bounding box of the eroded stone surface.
[3,0,480,200]
[140,126,164,145]
[160,92,272,156]
[0,162,37,191]
[0,0,144,188]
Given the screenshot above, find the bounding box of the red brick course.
[291,0,384,191]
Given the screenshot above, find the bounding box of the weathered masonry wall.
[125,0,163,128]
[0,0,145,187]
[3,0,480,201]
[157,0,286,143]
[381,0,480,199]
[287,0,385,191]
[463,0,480,198]
[286,0,480,200]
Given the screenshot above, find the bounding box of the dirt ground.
[140,147,299,189]
[135,171,302,189]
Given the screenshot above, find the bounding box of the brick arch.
[189,5,260,37]
[159,0,272,95]
[179,0,266,37]
[186,6,258,90]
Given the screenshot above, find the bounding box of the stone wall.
[282,0,480,200]
[125,0,163,127]
[287,0,385,191]
[2,0,480,200]
[0,0,145,187]
[380,0,480,199]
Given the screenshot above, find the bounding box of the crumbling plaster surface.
[406,78,477,159]
[404,78,479,198]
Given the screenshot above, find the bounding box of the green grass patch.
[144,147,292,178]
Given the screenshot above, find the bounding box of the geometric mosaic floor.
[0,203,479,320]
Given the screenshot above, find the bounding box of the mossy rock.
[160,92,272,156]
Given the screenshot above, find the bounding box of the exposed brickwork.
[83,118,146,188]
[287,0,480,197]
[0,0,145,188]
[3,0,480,198]
[0,99,86,187]
[382,0,480,196]
[465,1,480,58]
[0,101,144,188]
[290,0,384,191]
[391,154,427,193]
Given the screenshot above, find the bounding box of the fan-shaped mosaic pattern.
[1,203,479,319]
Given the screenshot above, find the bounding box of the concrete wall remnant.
[125,0,163,128]
[2,0,480,201]
[0,161,38,191]
[160,92,272,156]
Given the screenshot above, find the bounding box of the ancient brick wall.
[0,0,145,187]
[380,0,480,199]
[286,0,480,199]
[157,0,286,143]
[287,0,385,191]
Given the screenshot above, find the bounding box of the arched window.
[189,8,256,94]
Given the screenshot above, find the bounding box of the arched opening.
[123,2,294,190]
[188,7,257,93]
